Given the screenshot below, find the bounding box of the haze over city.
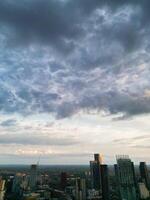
[0,0,150,164]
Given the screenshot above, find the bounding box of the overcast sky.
[0,0,150,164]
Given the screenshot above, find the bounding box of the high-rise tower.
[100,164,109,200]
[90,154,109,200]
[139,162,150,190]
[29,164,37,191]
[90,154,102,190]
[116,155,137,200]
[75,178,86,200]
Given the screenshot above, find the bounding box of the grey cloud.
[113,135,150,146]
[0,0,150,118]
[0,119,17,127]
[0,0,85,51]
[0,0,147,53]
[0,133,79,146]
[106,92,150,116]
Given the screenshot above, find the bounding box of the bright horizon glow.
[0,112,149,165]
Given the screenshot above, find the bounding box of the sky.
[0,0,150,164]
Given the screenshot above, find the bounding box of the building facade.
[140,162,150,191]
[116,155,137,200]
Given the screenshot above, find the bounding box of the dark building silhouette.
[90,154,109,200]
[100,164,109,200]
[114,164,118,182]
[90,154,102,191]
[140,162,150,190]
[114,164,121,199]
[60,172,67,190]
[132,162,140,200]
[6,177,14,193]
[94,154,103,164]
[90,160,101,190]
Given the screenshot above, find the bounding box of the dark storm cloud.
[0,0,149,52]
[0,0,150,118]
[0,0,144,51]
[0,0,101,51]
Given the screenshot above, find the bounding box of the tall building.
[132,162,140,199]
[90,154,109,200]
[100,165,109,200]
[0,180,5,200]
[138,182,150,199]
[29,164,37,191]
[90,161,101,190]
[116,155,137,200]
[90,154,103,191]
[139,162,150,190]
[114,164,120,199]
[75,178,86,200]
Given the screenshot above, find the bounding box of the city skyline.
[0,0,150,164]
[3,153,150,200]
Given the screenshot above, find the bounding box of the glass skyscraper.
[116,155,137,200]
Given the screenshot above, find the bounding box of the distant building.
[6,176,14,193]
[114,164,121,199]
[90,154,109,200]
[94,154,103,164]
[29,165,37,191]
[139,182,150,199]
[23,192,40,200]
[90,161,101,191]
[100,165,109,200]
[139,162,150,190]
[131,162,140,199]
[12,173,24,195]
[60,172,67,190]
[87,189,101,199]
[75,178,86,200]
[116,155,137,200]
[0,180,5,200]
[90,154,102,191]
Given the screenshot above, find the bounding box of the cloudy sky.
[0,0,150,164]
